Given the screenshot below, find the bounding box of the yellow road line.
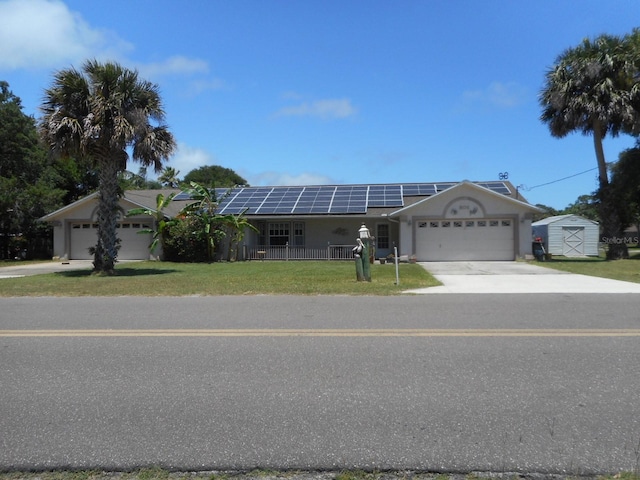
[1,329,640,337]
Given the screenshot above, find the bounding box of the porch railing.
[244,244,355,261]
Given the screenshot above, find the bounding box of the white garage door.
[70,222,152,260]
[416,219,514,261]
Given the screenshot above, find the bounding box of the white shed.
[532,214,600,257]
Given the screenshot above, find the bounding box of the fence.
[244,244,356,261]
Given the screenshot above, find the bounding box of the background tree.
[532,204,559,223]
[40,60,176,273]
[158,166,181,187]
[0,81,65,259]
[609,145,640,241]
[539,30,640,259]
[183,165,248,188]
[563,193,599,221]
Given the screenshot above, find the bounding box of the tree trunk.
[592,123,628,260]
[94,151,121,274]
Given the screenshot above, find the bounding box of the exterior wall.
[396,185,536,260]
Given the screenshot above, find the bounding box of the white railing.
[244,244,355,261]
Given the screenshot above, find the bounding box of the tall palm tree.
[539,31,640,259]
[40,60,176,273]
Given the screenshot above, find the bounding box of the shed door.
[562,226,585,256]
[416,219,514,261]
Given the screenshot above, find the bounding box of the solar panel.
[173,191,191,201]
[402,184,437,196]
[172,181,513,216]
[367,185,403,207]
[256,187,304,214]
[477,182,511,195]
[435,183,455,192]
[330,186,367,214]
[292,186,334,214]
[218,187,273,214]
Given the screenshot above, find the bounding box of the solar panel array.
[174,182,512,215]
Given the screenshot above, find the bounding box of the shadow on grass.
[54,268,178,278]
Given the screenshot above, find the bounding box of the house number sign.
[445,198,483,219]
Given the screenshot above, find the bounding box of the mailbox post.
[353,223,372,282]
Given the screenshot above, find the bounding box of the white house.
[40,180,541,262]
[532,214,600,257]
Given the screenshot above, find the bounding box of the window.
[442,221,451,228]
[466,220,475,227]
[377,224,389,249]
[477,220,486,227]
[453,221,462,228]
[429,222,438,228]
[502,220,511,227]
[269,222,290,246]
[490,220,499,227]
[293,222,305,246]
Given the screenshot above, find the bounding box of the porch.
[244,244,358,261]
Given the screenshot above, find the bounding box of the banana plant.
[126,192,177,258]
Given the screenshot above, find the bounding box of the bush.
[163,216,209,262]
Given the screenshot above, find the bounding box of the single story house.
[40,180,541,262]
[531,214,600,257]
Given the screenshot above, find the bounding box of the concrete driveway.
[407,260,640,294]
[0,260,94,279]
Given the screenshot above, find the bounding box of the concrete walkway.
[406,260,640,294]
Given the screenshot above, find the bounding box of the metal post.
[394,246,399,285]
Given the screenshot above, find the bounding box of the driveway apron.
[407,261,640,294]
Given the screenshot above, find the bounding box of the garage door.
[416,219,514,261]
[70,222,152,260]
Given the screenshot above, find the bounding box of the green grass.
[530,248,640,283]
[0,260,439,297]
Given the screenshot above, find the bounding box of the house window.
[269,222,290,246]
[293,222,305,246]
[377,224,389,249]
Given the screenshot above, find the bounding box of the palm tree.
[40,60,176,273]
[539,31,640,259]
[159,166,181,188]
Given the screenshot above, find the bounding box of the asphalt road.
[1,295,639,475]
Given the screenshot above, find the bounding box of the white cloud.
[248,171,335,186]
[457,81,528,111]
[137,55,209,78]
[0,0,132,70]
[164,143,216,178]
[274,98,357,119]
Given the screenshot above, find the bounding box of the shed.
[532,214,599,257]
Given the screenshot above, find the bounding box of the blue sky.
[1,0,639,209]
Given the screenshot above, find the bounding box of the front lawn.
[531,248,640,283]
[0,261,439,297]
